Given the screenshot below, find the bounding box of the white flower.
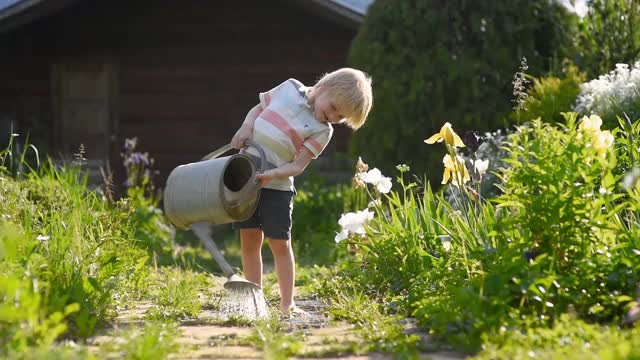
[623,168,640,189]
[334,229,349,243]
[357,168,382,184]
[36,234,50,251]
[356,168,392,193]
[471,159,489,176]
[438,235,452,252]
[335,209,375,243]
[338,209,374,234]
[574,61,640,120]
[36,234,50,242]
[89,263,99,277]
[375,176,392,193]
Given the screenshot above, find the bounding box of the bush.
[349,0,576,179]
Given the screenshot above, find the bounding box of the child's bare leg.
[240,228,264,287]
[267,238,295,312]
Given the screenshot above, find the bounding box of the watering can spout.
[190,222,261,292]
[224,274,261,291]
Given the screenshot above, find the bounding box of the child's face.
[311,87,348,125]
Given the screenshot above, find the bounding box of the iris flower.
[335,209,375,243]
[579,114,603,132]
[472,159,489,177]
[578,114,614,158]
[592,130,614,158]
[425,122,465,147]
[442,154,470,187]
[356,168,392,193]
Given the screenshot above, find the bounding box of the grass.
[242,312,305,360]
[97,321,179,360]
[143,267,212,321]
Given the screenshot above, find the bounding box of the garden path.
[87,275,467,359]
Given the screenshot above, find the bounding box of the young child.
[230,68,373,316]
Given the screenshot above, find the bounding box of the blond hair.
[315,68,373,130]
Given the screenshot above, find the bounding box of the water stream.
[218,286,268,321]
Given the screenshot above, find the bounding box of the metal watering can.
[164,140,265,229]
[164,140,265,291]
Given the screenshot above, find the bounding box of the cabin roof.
[0,0,374,33]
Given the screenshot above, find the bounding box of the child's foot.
[280,304,308,319]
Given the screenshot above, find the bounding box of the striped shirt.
[245,78,333,191]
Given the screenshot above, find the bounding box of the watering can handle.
[200,140,267,174]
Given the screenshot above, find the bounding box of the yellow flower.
[579,114,603,133]
[425,122,465,147]
[442,154,470,187]
[592,130,614,158]
[577,114,614,158]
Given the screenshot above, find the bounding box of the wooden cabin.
[0,0,371,188]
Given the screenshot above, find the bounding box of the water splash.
[188,222,268,321]
[219,287,268,321]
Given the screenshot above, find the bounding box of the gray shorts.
[232,188,294,240]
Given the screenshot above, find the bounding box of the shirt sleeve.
[303,126,333,159]
[258,79,289,110]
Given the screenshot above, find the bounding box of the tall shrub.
[349,0,576,179]
[573,0,640,79]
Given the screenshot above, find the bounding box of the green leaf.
[616,295,634,303]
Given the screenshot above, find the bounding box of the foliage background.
[572,0,640,79]
[348,0,576,179]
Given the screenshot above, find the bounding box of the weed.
[144,268,208,321]
[244,312,304,359]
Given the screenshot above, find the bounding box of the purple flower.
[124,152,150,168]
[463,131,484,153]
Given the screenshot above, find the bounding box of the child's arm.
[255,147,315,187]
[231,104,263,149]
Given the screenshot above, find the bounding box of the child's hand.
[231,124,252,149]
